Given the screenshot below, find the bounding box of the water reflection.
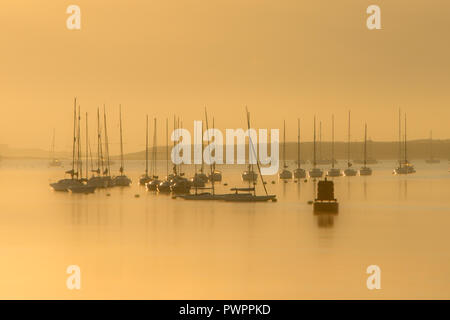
[2,160,450,298]
[363,178,367,200]
[398,178,408,200]
[314,212,336,228]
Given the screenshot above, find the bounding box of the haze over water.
[1,159,449,299]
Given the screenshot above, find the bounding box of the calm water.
[0,159,449,299]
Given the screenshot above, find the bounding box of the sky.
[0,0,449,155]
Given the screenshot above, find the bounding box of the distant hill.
[121,139,450,161]
[1,139,448,161]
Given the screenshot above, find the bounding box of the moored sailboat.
[344,111,357,176]
[139,115,152,185]
[69,111,96,194]
[294,118,306,179]
[50,98,83,191]
[113,105,132,186]
[309,116,324,178]
[359,123,373,176]
[394,111,416,174]
[326,114,342,177]
[147,118,161,190]
[157,118,172,193]
[224,107,276,202]
[279,120,293,180]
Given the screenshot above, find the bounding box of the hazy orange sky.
[1,1,449,154]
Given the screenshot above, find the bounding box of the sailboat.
[344,111,357,176]
[48,129,62,167]
[190,130,207,189]
[208,117,222,182]
[425,130,440,164]
[69,111,96,193]
[88,108,109,188]
[101,105,114,187]
[359,123,373,176]
[309,116,324,178]
[293,118,306,179]
[178,109,225,200]
[279,120,293,180]
[139,115,152,185]
[192,115,209,185]
[242,166,258,182]
[113,105,132,186]
[327,114,342,177]
[223,107,276,202]
[147,118,161,190]
[394,111,416,174]
[170,116,191,194]
[241,111,258,183]
[50,98,83,191]
[158,118,172,193]
[315,121,334,165]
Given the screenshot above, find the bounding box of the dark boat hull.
[313,201,339,213]
[68,185,96,194]
[223,194,277,202]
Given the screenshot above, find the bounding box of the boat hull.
[242,171,258,182]
[294,168,306,179]
[344,168,357,176]
[50,179,82,192]
[326,168,342,177]
[147,179,161,191]
[68,185,96,194]
[309,169,323,178]
[359,167,372,176]
[279,170,292,179]
[157,181,171,193]
[313,201,339,213]
[113,175,132,186]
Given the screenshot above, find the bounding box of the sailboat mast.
[77,106,82,180]
[347,111,351,167]
[212,117,216,173]
[364,123,367,167]
[85,112,88,180]
[332,114,335,169]
[97,108,102,175]
[283,120,286,168]
[145,115,149,176]
[245,107,268,196]
[166,118,169,177]
[119,105,124,174]
[313,116,316,168]
[178,117,182,175]
[404,113,407,164]
[204,107,214,195]
[103,105,110,176]
[398,108,402,167]
[173,115,176,175]
[71,98,77,178]
[297,118,300,169]
[152,118,157,177]
[247,109,252,190]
